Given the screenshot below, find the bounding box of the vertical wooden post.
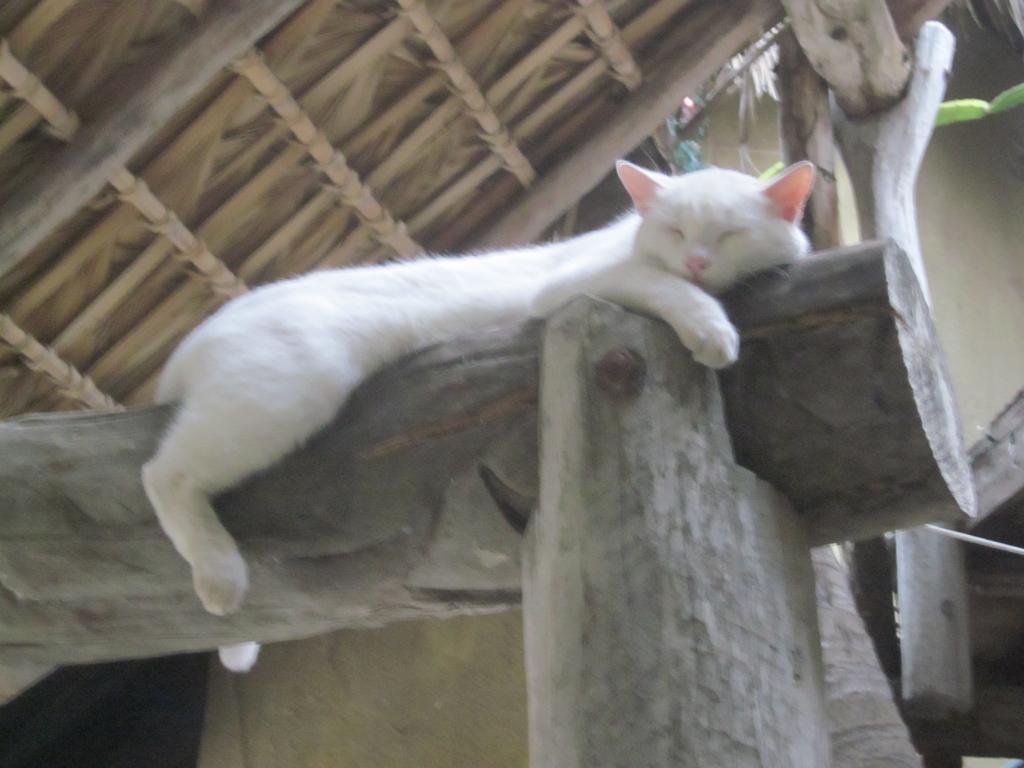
[523,296,831,767]
[834,22,974,720]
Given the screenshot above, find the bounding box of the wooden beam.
[231,50,422,259]
[0,0,309,280]
[478,0,781,249]
[0,313,121,412]
[780,0,912,118]
[0,242,975,665]
[969,388,1024,524]
[397,0,537,186]
[575,0,642,89]
[523,296,830,767]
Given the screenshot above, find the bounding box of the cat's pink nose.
[686,252,710,275]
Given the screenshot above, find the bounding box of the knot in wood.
[594,347,645,399]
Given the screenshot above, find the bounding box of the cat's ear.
[616,160,666,215]
[763,161,816,223]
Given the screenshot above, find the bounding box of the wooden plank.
[0,242,975,665]
[523,295,830,767]
[0,0,309,280]
[780,0,911,117]
[969,388,1024,524]
[478,0,781,248]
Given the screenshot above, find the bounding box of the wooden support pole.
[0,243,973,666]
[523,296,830,767]
[835,22,974,720]
[776,28,838,251]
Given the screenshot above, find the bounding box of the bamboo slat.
[0,313,120,411]
[576,0,642,89]
[0,41,247,301]
[232,49,422,259]
[396,0,536,187]
[0,39,79,139]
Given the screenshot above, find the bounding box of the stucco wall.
[199,25,1024,768]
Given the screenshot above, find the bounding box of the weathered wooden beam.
[479,0,781,248]
[0,0,309,279]
[523,296,830,767]
[0,242,973,665]
[780,0,912,117]
[969,388,1024,525]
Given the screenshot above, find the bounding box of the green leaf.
[935,99,991,126]
[989,83,1024,114]
[758,161,784,180]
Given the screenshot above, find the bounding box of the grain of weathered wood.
[524,296,830,767]
[780,0,911,117]
[719,239,974,544]
[0,0,309,279]
[969,388,1024,524]
[0,242,974,665]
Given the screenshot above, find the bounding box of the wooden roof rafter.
[0,314,120,412]
[231,50,423,260]
[0,39,247,301]
[575,0,643,89]
[396,0,538,187]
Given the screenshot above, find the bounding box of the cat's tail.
[218,641,260,672]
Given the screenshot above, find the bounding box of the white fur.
[141,165,811,669]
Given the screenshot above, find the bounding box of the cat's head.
[616,160,815,293]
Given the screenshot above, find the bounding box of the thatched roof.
[0,0,778,417]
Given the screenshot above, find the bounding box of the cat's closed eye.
[669,226,686,240]
[717,228,746,244]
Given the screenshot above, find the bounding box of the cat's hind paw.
[691,319,740,370]
[192,546,249,616]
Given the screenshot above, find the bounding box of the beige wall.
[199,26,1024,768]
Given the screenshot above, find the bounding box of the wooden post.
[523,296,831,766]
[834,22,974,719]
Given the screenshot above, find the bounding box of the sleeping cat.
[142,160,815,671]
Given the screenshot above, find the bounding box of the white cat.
[143,160,815,671]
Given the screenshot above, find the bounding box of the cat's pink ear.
[763,161,816,223]
[616,160,665,215]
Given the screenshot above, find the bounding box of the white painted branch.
[833,21,955,302]
[524,296,830,766]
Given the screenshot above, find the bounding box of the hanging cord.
[925,524,1024,558]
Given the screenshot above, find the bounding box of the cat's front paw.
[689,319,740,369]
[192,545,249,616]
